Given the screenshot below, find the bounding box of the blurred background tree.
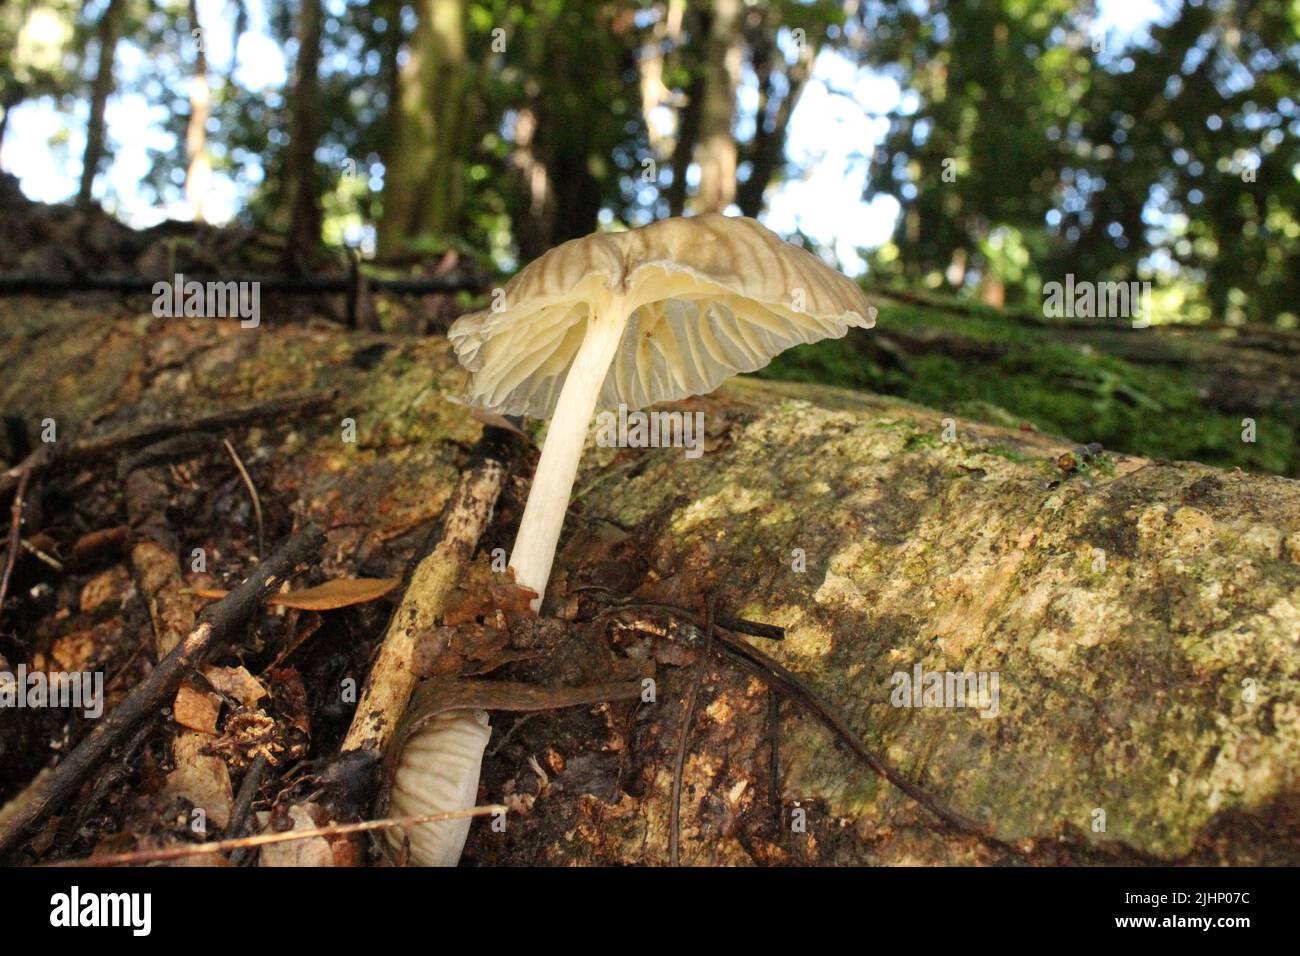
[0,0,1297,326]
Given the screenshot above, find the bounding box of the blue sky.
[1,0,1164,271]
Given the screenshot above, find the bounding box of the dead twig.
[0,462,31,620]
[578,588,784,642]
[0,389,338,500]
[45,805,507,867]
[341,427,521,759]
[19,538,63,571]
[711,628,1002,845]
[227,754,270,866]
[596,595,1004,849]
[0,524,325,858]
[223,438,264,558]
[670,598,715,866]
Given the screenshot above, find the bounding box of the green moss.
[756,303,1298,477]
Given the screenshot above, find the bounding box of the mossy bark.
[2,304,1297,864]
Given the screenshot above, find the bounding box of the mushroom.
[449,213,875,610]
[383,708,491,866]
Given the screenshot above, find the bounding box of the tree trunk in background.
[285,0,324,272]
[76,0,124,209]
[184,0,212,222]
[693,0,742,213]
[377,0,466,260]
[664,5,706,218]
[509,4,623,262]
[639,0,686,161]
[736,13,816,218]
[509,106,556,262]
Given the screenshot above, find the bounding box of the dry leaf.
[192,577,400,610]
[203,664,267,709]
[163,732,233,828]
[258,805,335,868]
[174,683,221,734]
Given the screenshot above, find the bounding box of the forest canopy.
[1,0,1297,326]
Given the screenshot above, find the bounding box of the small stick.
[0,390,338,499]
[341,428,520,758]
[670,599,715,866]
[0,524,325,857]
[20,538,64,571]
[0,463,31,618]
[227,754,270,866]
[711,629,997,842]
[223,438,264,558]
[45,805,507,867]
[0,273,485,298]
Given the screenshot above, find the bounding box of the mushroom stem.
[509,296,630,610]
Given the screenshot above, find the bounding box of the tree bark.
[285,0,324,271]
[185,0,212,222]
[377,0,466,259]
[76,0,125,209]
[692,0,743,213]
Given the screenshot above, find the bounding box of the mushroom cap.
[448,214,876,418]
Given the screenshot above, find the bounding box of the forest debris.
[191,576,400,610]
[259,805,335,867]
[174,683,221,734]
[163,732,234,828]
[0,458,32,622]
[340,427,521,758]
[124,456,197,657]
[0,389,339,500]
[55,806,505,867]
[203,665,267,708]
[79,565,131,614]
[0,524,325,857]
[211,711,294,769]
[70,526,128,565]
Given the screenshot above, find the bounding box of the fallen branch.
[226,754,270,867]
[1,389,338,499]
[0,461,32,623]
[711,628,1001,845]
[123,441,199,658]
[598,596,1002,848]
[0,272,486,297]
[45,805,507,866]
[340,427,521,758]
[0,524,326,858]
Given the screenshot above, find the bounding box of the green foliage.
[859,0,1300,327]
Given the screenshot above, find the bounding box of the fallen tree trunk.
[1,303,1297,865]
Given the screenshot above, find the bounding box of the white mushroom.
[384,709,491,867]
[449,214,875,610]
